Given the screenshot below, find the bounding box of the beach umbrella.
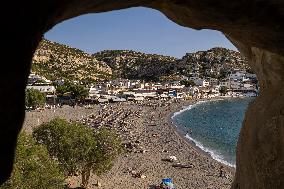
[161,178,174,188]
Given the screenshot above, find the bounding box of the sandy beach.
[23,99,234,189]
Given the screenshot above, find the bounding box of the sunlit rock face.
[1,0,284,188]
[230,44,284,189]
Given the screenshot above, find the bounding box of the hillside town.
[26,67,258,109]
[26,39,259,109]
[34,39,253,82]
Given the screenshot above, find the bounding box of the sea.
[171,98,254,168]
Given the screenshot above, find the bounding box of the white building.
[27,73,51,85]
[136,82,145,89]
[246,73,257,79]
[53,79,65,86]
[220,80,241,89]
[191,72,200,78]
[189,76,199,81]
[92,83,107,91]
[188,86,199,96]
[112,79,131,88]
[242,83,254,89]
[194,79,209,87]
[209,78,219,86]
[220,80,230,88]
[229,71,246,80]
[89,86,101,98]
[26,85,55,93]
[230,80,242,89]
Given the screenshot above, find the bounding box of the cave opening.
[1,1,283,189]
[23,7,251,189]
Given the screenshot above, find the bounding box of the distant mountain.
[32,40,250,83]
[93,48,249,81]
[32,39,112,82]
[93,50,178,81]
[176,47,250,79]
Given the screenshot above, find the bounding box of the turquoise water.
[171,98,253,167]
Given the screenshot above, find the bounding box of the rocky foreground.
[23,99,234,189]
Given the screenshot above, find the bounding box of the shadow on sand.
[65,186,84,189]
[149,184,158,189]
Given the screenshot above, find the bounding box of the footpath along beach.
[22,99,234,189]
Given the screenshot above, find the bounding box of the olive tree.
[25,88,46,109]
[219,86,228,95]
[33,118,123,188]
[180,80,195,87]
[55,82,88,103]
[0,133,64,189]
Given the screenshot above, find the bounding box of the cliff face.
[231,45,284,189]
[33,44,249,82]
[177,48,249,78]
[93,48,249,81]
[93,50,177,81]
[180,48,248,69]
[32,39,112,81]
[1,0,284,188]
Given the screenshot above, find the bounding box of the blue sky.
[45,7,237,58]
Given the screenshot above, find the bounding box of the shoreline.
[23,99,235,188]
[167,98,236,172]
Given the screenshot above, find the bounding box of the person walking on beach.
[186,129,192,136]
[219,165,225,178]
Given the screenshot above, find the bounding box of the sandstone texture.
[1,1,284,188]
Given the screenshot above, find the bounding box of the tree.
[34,79,47,84]
[25,88,46,109]
[33,118,123,188]
[70,84,89,102]
[218,69,228,80]
[219,86,228,95]
[0,133,64,189]
[246,67,255,74]
[180,80,195,87]
[55,82,88,103]
[55,82,72,96]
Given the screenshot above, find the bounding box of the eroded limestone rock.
[233,48,284,189]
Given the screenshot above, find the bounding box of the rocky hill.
[32,39,113,82]
[176,47,250,79]
[93,50,178,81]
[32,39,250,82]
[94,48,249,81]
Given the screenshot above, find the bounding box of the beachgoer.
[160,182,165,189]
[219,165,225,177]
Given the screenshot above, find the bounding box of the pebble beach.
[22,99,234,189]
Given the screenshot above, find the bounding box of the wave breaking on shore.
[184,134,236,168]
[171,100,207,119]
[171,98,236,168]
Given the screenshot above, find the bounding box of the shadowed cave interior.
[0,1,284,188]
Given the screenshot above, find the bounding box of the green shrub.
[56,82,88,102]
[180,80,195,87]
[0,133,64,189]
[33,118,123,188]
[25,88,46,109]
[219,86,228,95]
